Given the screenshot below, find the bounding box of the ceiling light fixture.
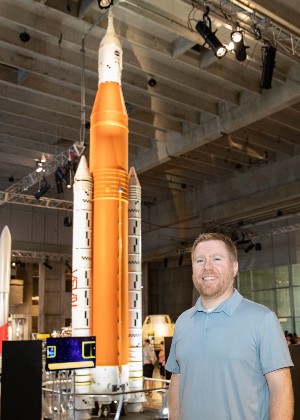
[34,177,50,200]
[43,258,53,270]
[66,166,73,189]
[35,160,44,173]
[97,0,113,9]
[55,170,64,194]
[195,7,227,59]
[148,77,157,87]
[245,242,255,253]
[64,216,72,227]
[230,30,249,62]
[19,30,30,43]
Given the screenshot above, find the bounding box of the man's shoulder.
[175,306,196,326]
[239,296,273,315]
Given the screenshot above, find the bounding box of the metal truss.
[251,223,300,239]
[12,250,71,262]
[4,143,85,195]
[0,191,72,210]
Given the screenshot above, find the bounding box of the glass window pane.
[252,268,273,290]
[278,318,293,335]
[275,266,289,288]
[253,290,275,311]
[276,288,291,317]
[292,264,300,286]
[294,318,300,337]
[293,287,300,317]
[241,291,252,300]
[238,271,251,292]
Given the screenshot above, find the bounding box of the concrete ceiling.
[0,0,300,256]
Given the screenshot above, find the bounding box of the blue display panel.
[45,336,96,371]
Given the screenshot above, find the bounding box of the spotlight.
[8,176,14,182]
[66,167,73,189]
[260,45,276,89]
[34,177,50,200]
[230,30,249,62]
[195,7,227,58]
[55,168,66,193]
[43,259,53,270]
[245,242,255,253]
[35,160,44,173]
[64,216,72,227]
[19,31,30,43]
[55,178,64,194]
[178,252,184,266]
[236,238,251,246]
[255,243,262,251]
[148,78,157,87]
[97,0,113,9]
[65,260,72,271]
[164,258,168,268]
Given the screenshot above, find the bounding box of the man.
[166,233,294,420]
[143,338,157,379]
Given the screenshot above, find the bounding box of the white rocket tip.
[106,10,115,36]
[128,167,140,187]
[0,226,11,242]
[75,155,92,182]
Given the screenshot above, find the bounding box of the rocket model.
[128,167,145,409]
[72,155,92,338]
[0,226,12,365]
[72,155,94,418]
[89,11,129,395]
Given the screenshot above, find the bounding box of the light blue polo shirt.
[166,289,293,420]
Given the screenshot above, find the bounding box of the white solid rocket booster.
[128,167,145,410]
[72,155,92,337]
[0,226,11,362]
[72,155,94,419]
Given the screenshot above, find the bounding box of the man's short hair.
[191,232,238,262]
[144,339,150,343]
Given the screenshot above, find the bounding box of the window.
[238,264,297,332]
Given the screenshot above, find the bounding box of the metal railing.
[42,372,169,419]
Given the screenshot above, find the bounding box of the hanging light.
[230,30,249,62]
[98,0,113,9]
[34,177,50,199]
[195,7,227,59]
[43,258,53,270]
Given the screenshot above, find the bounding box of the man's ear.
[233,261,238,278]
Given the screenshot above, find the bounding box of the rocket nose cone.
[128,167,140,187]
[100,9,121,48]
[0,226,11,243]
[74,155,91,181]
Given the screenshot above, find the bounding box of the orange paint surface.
[90,81,129,366]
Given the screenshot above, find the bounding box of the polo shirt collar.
[191,289,243,317]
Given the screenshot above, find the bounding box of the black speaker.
[164,336,173,380]
[1,340,42,420]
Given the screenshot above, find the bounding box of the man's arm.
[265,367,294,420]
[168,373,180,420]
